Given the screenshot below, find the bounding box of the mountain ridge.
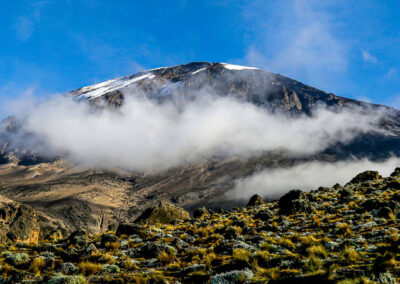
[70,62,398,115]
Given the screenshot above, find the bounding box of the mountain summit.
[71,62,379,115]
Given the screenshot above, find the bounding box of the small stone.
[61,262,77,275]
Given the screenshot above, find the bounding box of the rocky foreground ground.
[1,169,400,283]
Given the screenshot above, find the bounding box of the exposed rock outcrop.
[134,203,190,225]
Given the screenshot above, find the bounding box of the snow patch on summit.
[222,63,259,71]
[192,68,207,75]
[74,73,156,100]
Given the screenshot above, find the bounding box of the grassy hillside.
[1,168,400,283]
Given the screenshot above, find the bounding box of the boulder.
[7,205,40,243]
[247,194,265,207]
[223,226,239,240]
[193,207,209,219]
[333,183,343,190]
[253,209,274,221]
[339,189,353,202]
[67,229,88,245]
[278,189,313,215]
[116,223,142,236]
[61,262,78,275]
[349,171,381,184]
[140,242,176,258]
[100,234,118,247]
[390,167,400,178]
[84,243,98,255]
[135,203,190,225]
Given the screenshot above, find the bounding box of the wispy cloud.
[14,16,34,41]
[241,0,348,85]
[362,50,378,63]
[13,1,47,41]
[0,86,39,118]
[386,67,398,79]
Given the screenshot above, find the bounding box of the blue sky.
[1,0,400,114]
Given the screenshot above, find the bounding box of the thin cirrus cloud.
[362,50,378,64]
[386,67,398,79]
[241,0,348,84]
[14,16,34,41]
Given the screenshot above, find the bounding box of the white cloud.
[229,158,399,200]
[7,90,386,173]
[362,50,378,63]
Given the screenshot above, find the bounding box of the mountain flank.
[0,167,399,282]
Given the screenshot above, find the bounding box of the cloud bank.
[229,158,400,200]
[6,90,385,173]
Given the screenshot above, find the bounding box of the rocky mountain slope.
[1,167,400,283]
[0,62,400,236]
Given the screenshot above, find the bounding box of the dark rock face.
[278,189,313,215]
[134,204,190,225]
